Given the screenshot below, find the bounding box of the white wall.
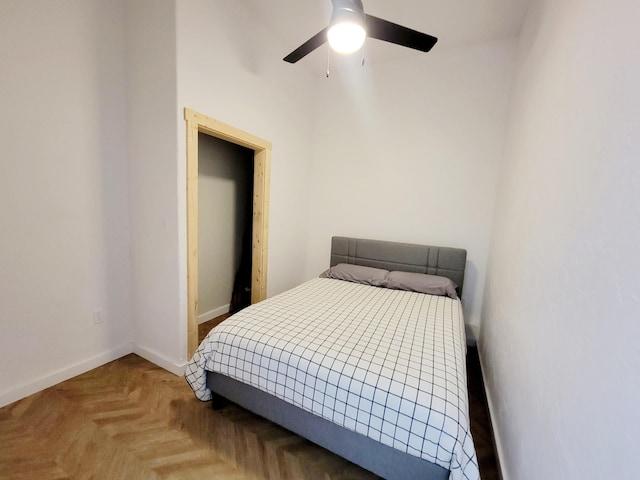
[304,40,517,332]
[175,0,318,314]
[0,1,524,410]
[0,0,132,406]
[198,134,253,320]
[481,0,640,478]
[126,0,184,372]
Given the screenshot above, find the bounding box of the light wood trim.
[185,108,271,151]
[185,108,271,357]
[252,148,271,302]
[186,117,200,356]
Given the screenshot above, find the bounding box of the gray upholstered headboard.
[330,236,467,296]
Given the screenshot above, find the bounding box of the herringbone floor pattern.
[0,317,497,480]
[0,353,378,480]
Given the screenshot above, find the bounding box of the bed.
[186,236,478,480]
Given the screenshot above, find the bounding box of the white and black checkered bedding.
[185,277,479,480]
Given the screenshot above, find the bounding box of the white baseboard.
[0,342,134,408]
[477,347,508,480]
[198,304,230,324]
[134,344,187,376]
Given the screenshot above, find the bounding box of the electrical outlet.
[92,310,104,325]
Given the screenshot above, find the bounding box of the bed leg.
[211,393,229,410]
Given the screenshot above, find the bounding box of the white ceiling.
[244,0,532,72]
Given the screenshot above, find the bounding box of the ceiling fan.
[283,0,438,64]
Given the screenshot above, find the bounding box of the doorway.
[185,108,271,357]
[198,133,253,324]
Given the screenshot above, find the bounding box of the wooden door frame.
[185,108,271,356]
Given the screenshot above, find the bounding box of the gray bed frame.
[206,236,468,480]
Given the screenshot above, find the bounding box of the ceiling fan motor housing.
[330,0,366,28]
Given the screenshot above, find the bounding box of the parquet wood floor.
[0,318,498,480]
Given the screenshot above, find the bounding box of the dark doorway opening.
[198,133,254,323]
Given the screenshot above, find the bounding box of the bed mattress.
[186,277,479,480]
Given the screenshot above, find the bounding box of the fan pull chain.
[325,43,365,77]
[362,43,366,66]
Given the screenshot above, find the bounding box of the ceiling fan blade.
[283,28,329,63]
[365,14,438,52]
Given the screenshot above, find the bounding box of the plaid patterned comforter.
[185,277,479,480]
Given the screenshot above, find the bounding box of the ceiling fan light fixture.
[282,0,438,65]
[327,23,366,53]
[327,0,366,54]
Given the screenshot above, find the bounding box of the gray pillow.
[381,271,458,299]
[319,263,389,286]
